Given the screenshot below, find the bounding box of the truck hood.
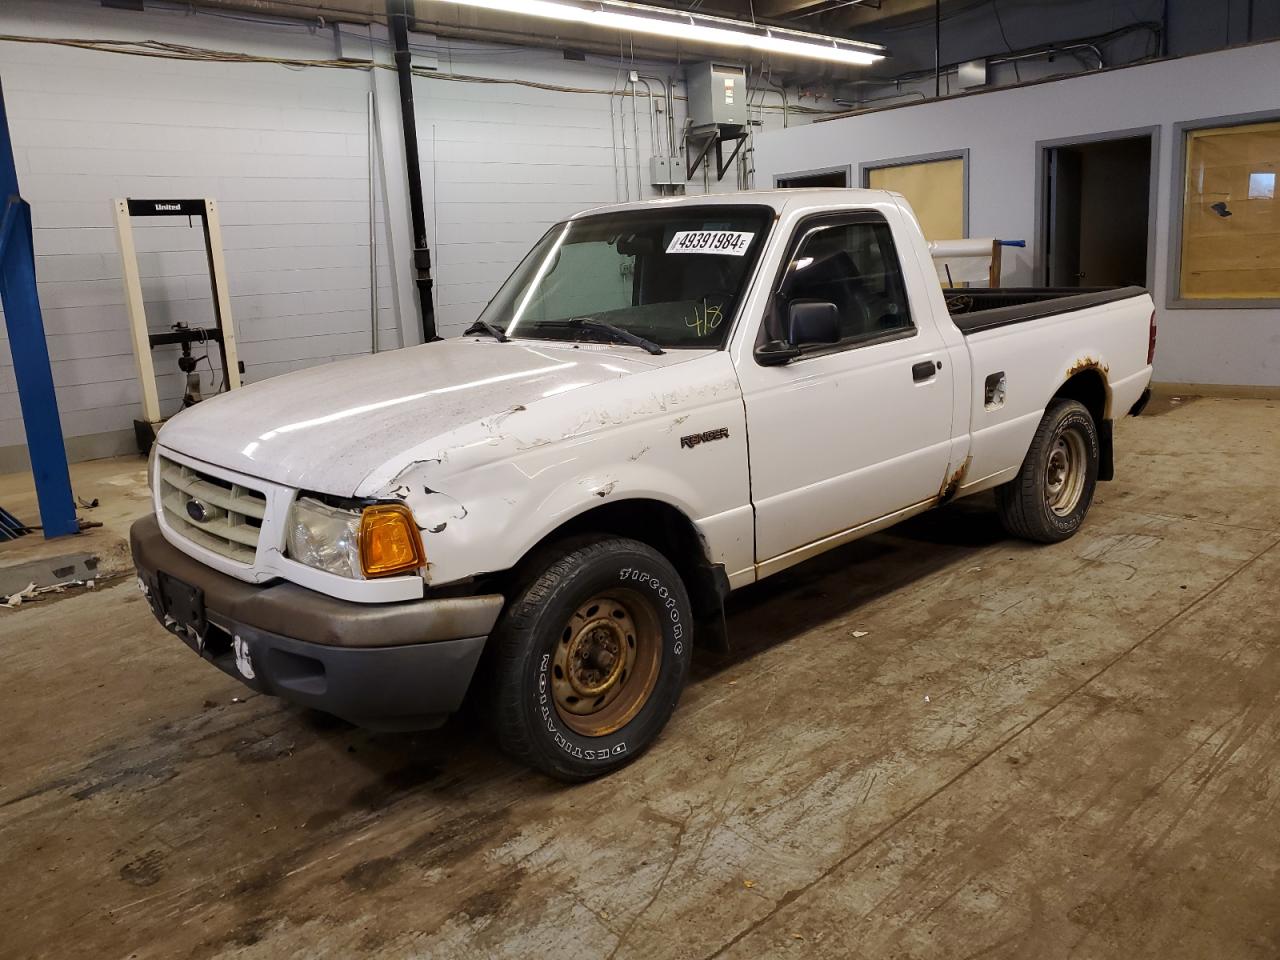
[158,338,698,495]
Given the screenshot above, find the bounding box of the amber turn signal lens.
[359,504,425,577]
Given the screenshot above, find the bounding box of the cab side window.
[784,219,914,344]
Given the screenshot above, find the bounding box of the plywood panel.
[1180,120,1280,299]
[867,157,965,241]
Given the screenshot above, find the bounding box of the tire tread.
[488,536,683,781]
[995,398,1096,544]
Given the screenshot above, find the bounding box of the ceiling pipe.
[933,0,941,97]
[385,0,438,343]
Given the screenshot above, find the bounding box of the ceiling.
[174,0,987,78]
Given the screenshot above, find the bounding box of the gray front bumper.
[131,514,503,731]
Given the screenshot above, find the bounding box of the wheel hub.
[550,590,662,737]
[1044,426,1087,516]
[566,622,625,697]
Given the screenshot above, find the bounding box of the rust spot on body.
[937,456,972,505]
[1066,357,1109,378]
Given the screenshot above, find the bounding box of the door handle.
[912,360,940,382]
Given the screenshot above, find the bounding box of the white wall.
[401,41,772,336]
[754,41,1280,388]
[0,0,819,468]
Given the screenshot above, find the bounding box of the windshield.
[478,205,772,350]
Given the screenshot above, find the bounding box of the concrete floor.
[2,395,1278,959]
[0,454,149,575]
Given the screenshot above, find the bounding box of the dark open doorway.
[1042,133,1155,288]
[776,166,850,189]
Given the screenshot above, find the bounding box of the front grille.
[158,457,266,564]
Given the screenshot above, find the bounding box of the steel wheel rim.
[552,589,662,737]
[1045,426,1087,516]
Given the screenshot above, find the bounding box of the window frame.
[755,210,919,364]
[773,165,852,189]
[1167,109,1280,310]
[859,149,970,239]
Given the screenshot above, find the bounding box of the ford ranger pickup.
[131,188,1156,780]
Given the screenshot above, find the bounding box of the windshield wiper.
[463,319,510,342]
[568,317,664,356]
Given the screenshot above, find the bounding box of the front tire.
[996,398,1099,543]
[488,537,693,781]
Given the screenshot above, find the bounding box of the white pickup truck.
[132,189,1155,780]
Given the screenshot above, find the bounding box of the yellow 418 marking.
[686,301,724,337]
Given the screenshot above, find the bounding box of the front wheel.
[995,398,1099,543]
[487,537,693,781]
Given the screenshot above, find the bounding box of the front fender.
[385,404,752,587]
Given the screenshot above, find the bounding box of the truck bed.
[946,286,1148,335]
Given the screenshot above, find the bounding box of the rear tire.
[487,537,692,781]
[996,398,1099,543]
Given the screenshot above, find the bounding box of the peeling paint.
[405,488,469,533]
[394,456,448,481]
[515,437,554,452]
[580,477,617,499]
[937,456,972,505]
[666,415,691,433]
[556,380,737,442]
[1066,357,1110,378]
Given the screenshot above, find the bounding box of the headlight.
[287,498,425,579]
[287,498,362,578]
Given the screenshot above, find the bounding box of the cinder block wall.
[0,0,812,469]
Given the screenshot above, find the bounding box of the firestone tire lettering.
[535,649,630,760]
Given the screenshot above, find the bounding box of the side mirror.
[755,340,802,366]
[787,300,840,346]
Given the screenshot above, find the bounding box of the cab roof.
[569,187,895,220]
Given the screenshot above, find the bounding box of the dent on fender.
[360,358,744,588]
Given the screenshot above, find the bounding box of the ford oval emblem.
[186,499,210,523]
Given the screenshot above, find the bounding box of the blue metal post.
[0,79,78,538]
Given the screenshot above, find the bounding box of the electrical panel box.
[957,58,988,90]
[685,62,747,131]
[650,156,687,186]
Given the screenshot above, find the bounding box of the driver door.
[738,209,956,569]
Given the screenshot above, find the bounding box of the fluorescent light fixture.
[431,0,886,66]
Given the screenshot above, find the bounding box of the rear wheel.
[487,537,692,781]
[996,398,1099,543]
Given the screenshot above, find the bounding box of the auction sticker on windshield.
[666,230,755,256]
